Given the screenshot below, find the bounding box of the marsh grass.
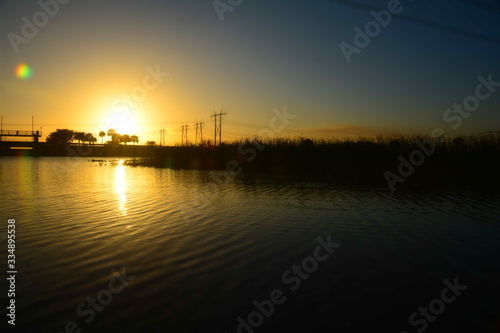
[126,133,500,188]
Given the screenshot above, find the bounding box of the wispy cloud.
[295,125,398,138]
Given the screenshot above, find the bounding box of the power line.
[462,0,500,12]
[8,121,187,127]
[225,120,317,135]
[225,119,270,129]
[329,0,500,45]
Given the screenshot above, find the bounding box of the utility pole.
[211,109,226,145]
[159,128,166,146]
[194,120,205,144]
[180,124,189,145]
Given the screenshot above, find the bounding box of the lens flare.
[16,64,32,79]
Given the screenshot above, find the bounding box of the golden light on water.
[115,160,127,216]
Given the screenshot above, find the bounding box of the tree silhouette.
[46,129,75,144]
[74,132,86,145]
[120,134,131,145]
[130,135,139,145]
[85,133,97,145]
[99,131,106,144]
[107,129,120,145]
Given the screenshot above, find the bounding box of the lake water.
[1,156,499,332]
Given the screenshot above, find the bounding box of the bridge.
[0,130,42,139]
[0,130,43,148]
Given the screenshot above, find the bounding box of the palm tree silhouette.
[99,131,106,144]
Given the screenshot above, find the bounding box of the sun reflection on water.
[115,159,127,216]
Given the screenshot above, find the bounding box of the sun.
[108,111,136,134]
[104,104,140,135]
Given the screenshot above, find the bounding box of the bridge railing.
[0,130,42,137]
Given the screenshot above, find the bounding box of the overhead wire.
[462,0,500,12]
[329,0,500,44]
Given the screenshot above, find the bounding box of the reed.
[126,133,500,189]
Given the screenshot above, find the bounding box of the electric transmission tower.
[180,124,189,146]
[211,109,226,145]
[194,120,205,144]
[159,128,166,146]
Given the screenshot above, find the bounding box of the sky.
[1,0,499,144]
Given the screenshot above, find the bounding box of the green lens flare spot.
[16,63,32,79]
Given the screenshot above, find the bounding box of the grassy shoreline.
[2,134,500,189]
[128,134,500,189]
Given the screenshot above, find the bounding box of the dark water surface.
[1,157,499,332]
